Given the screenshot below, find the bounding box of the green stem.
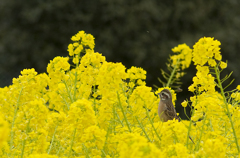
[68,126,77,157]
[48,124,58,154]
[171,127,179,143]
[184,105,194,147]
[73,56,80,102]
[21,119,31,158]
[117,91,132,132]
[186,116,193,148]
[214,66,240,153]
[136,117,152,142]
[112,103,116,135]
[21,139,26,158]
[63,80,74,106]
[112,102,125,134]
[102,124,111,156]
[61,95,71,112]
[195,113,206,151]
[144,106,161,141]
[101,150,107,157]
[56,142,62,156]
[10,86,23,150]
[183,107,190,120]
[82,144,90,158]
[73,70,78,102]
[166,58,180,87]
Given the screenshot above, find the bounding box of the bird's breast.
[158,101,168,122]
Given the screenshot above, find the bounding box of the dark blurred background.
[1,0,240,118]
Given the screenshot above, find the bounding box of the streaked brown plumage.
[158,89,194,144]
[158,89,180,122]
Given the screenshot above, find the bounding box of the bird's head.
[158,89,172,101]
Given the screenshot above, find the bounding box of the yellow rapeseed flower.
[220,61,227,69]
[171,43,192,70]
[181,100,188,108]
[192,37,221,66]
[0,114,9,149]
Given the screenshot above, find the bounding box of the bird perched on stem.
[158,89,179,122]
[158,89,194,143]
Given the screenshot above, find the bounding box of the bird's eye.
[161,92,169,99]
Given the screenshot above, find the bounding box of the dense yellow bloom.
[80,125,107,157]
[116,133,163,158]
[171,43,192,69]
[160,120,191,147]
[198,139,227,157]
[1,31,239,157]
[79,49,106,86]
[12,99,49,155]
[191,92,225,118]
[67,30,95,64]
[47,56,70,72]
[47,57,70,85]
[188,36,238,156]
[127,66,147,80]
[192,37,221,66]
[26,154,59,158]
[164,143,190,157]
[189,65,216,93]
[68,99,97,128]
[0,114,9,149]
[129,86,158,124]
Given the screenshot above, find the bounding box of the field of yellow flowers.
[0,30,240,158]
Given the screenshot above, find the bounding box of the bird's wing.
[165,103,180,122]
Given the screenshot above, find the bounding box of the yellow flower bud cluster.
[67,30,95,64]
[192,37,225,67]
[171,43,192,70]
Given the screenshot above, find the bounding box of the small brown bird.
[158,89,180,122]
[158,89,194,143]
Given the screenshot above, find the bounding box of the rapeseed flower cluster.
[0,31,239,157]
[159,43,192,89]
[187,37,240,156]
[171,43,192,70]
